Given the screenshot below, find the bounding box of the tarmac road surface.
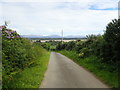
[40,52,109,88]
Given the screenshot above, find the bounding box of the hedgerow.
[56,19,120,65]
[1,26,43,88]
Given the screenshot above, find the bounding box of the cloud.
[0,0,118,36]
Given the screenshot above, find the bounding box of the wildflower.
[7,35,11,39]
[16,35,21,38]
[8,31,11,35]
[11,31,16,33]
[11,36,14,38]
[4,30,9,33]
[0,26,2,30]
[0,26,6,30]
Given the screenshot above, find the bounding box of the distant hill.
[45,35,62,38]
[65,35,85,38]
[21,35,86,38]
[21,35,44,38]
[21,35,61,38]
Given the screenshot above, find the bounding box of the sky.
[0,0,119,36]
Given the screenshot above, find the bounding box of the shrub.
[1,26,44,87]
[79,48,90,57]
[104,19,120,63]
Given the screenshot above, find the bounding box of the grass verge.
[59,50,118,88]
[4,50,50,88]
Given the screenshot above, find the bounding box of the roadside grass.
[59,50,118,88]
[4,50,50,88]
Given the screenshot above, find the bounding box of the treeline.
[1,26,45,88]
[36,40,60,51]
[56,19,120,65]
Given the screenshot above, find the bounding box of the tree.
[104,19,120,63]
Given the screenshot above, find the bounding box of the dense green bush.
[104,19,120,63]
[74,41,84,53]
[56,42,63,50]
[40,43,51,50]
[38,40,60,51]
[56,41,76,51]
[1,26,45,87]
[79,48,90,57]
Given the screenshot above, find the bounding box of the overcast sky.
[0,0,118,36]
